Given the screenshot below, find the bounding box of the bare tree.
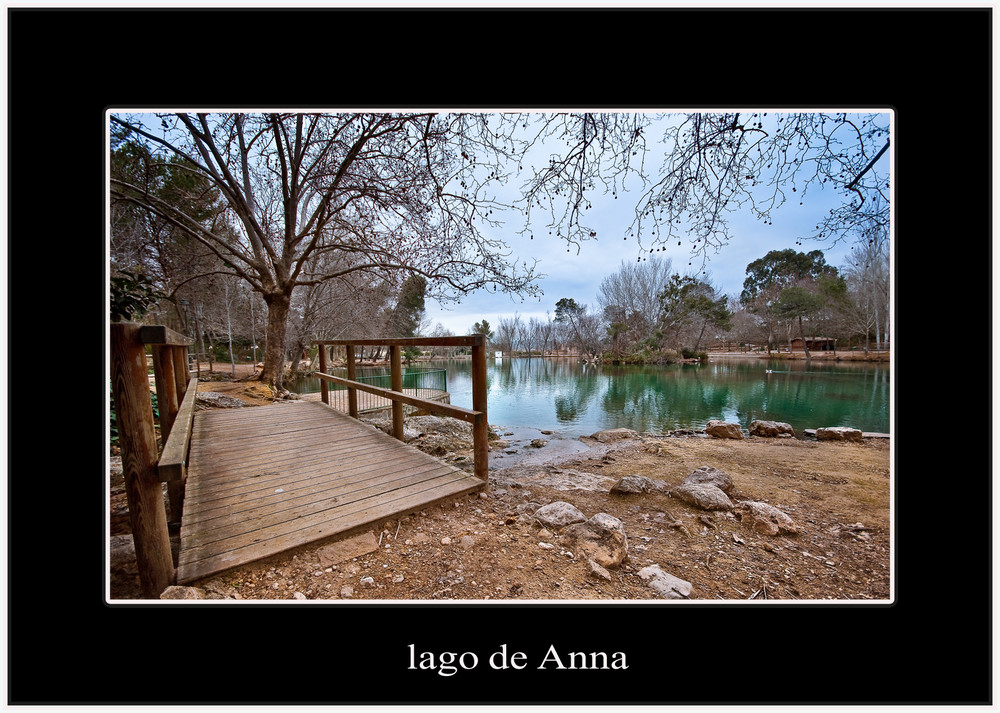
[596,256,674,353]
[841,217,890,351]
[110,112,547,388]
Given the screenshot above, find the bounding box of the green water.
[294,356,889,439]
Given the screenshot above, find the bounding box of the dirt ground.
[109,372,891,602]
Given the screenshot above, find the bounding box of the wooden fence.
[313,336,489,484]
[110,323,195,597]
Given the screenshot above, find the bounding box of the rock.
[441,537,452,546]
[562,513,628,569]
[159,585,207,600]
[588,428,639,443]
[292,592,307,600]
[705,420,744,439]
[609,474,670,495]
[521,468,617,492]
[740,501,799,536]
[681,466,734,494]
[533,501,587,528]
[816,426,863,442]
[315,531,379,566]
[109,534,138,574]
[360,576,375,587]
[587,559,612,582]
[459,535,475,548]
[749,420,795,438]
[670,482,735,510]
[540,430,554,435]
[637,565,692,599]
[340,586,354,598]
[529,439,548,448]
[195,392,246,409]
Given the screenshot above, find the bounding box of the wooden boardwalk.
[176,399,485,583]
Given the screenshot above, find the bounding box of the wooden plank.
[181,461,464,549]
[177,473,483,583]
[183,441,440,506]
[175,393,486,583]
[157,377,199,482]
[316,335,483,348]
[182,452,450,525]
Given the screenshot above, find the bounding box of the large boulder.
[816,427,863,442]
[563,513,629,568]
[609,474,670,496]
[533,501,588,529]
[704,420,744,439]
[739,501,799,536]
[681,466,734,494]
[670,482,735,510]
[588,428,639,443]
[749,420,795,438]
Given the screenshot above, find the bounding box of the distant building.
[790,337,837,352]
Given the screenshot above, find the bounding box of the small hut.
[790,337,837,352]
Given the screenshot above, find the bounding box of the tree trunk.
[260,292,291,390]
[798,316,811,359]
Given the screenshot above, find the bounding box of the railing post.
[345,344,358,418]
[318,344,329,405]
[471,337,489,487]
[172,345,189,401]
[390,344,404,440]
[151,346,183,524]
[110,323,176,597]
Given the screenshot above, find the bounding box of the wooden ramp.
[176,400,485,583]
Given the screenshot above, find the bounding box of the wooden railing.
[313,336,489,484]
[110,323,195,597]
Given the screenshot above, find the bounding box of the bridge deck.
[176,400,485,583]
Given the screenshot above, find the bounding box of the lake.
[292,356,890,439]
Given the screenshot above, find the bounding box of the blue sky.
[424,111,890,335]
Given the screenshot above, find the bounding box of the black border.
[7,5,992,708]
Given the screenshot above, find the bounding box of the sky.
[423,111,891,336]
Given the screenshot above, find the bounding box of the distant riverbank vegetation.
[477,244,888,365]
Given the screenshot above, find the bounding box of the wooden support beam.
[345,345,358,418]
[151,346,182,522]
[471,341,489,487]
[390,345,404,441]
[110,323,176,597]
[318,344,329,406]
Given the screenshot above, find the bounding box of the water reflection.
[291,356,889,438]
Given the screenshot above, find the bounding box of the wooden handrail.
[157,377,198,483]
[314,335,489,485]
[316,335,484,348]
